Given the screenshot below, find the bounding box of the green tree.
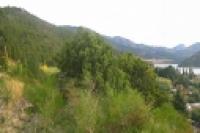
[191,109,200,122]
[118,53,159,103]
[155,66,179,84]
[173,90,186,113]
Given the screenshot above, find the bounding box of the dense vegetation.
[0,7,76,74]
[191,109,200,122]
[0,7,194,133]
[57,28,163,104]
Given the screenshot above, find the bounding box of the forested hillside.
[0,7,194,133]
[1,7,200,67]
[0,7,75,73]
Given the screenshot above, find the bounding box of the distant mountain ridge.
[180,51,200,67]
[105,36,200,63]
[173,44,186,51]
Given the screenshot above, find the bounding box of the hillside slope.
[0,7,74,68]
[180,51,200,67]
[0,7,194,133]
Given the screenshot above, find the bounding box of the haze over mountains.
[105,36,200,64]
[180,51,200,67]
[1,7,200,66]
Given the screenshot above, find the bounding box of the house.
[186,103,200,112]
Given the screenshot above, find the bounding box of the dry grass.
[0,75,31,133]
[5,78,24,102]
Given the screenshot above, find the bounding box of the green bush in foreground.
[24,75,65,132]
[100,89,149,133]
[62,88,149,133]
[143,104,193,133]
[19,71,192,133]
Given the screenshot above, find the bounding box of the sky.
[1,0,200,47]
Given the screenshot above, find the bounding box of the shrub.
[143,104,193,133]
[64,88,150,133]
[99,89,149,133]
[66,89,100,133]
[24,75,65,132]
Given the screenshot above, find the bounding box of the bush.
[65,89,100,133]
[143,104,193,133]
[57,29,163,106]
[63,88,150,133]
[100,89,149,133]
[24,75,65,132]
[173,90,186,113]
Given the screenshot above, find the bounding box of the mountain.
[173,44,186,51]
[0,7,76,69]
[180,51,200,67]
[105,36,175,60]
[1,6,200,66]
[171,43,200,63]
[173,44,186,50]
[105,36,200,63]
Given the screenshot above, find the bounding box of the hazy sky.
[1,0,200,47]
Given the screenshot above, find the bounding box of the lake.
[154,64,200,75]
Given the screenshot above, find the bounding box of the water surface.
[154,64,200,75]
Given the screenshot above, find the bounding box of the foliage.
[157,77,172,90]
[23,75,65,132]
[118,53,159,103]
[156,77,172,105]
[65,88,100,133]
[0,7,75,74]
[143,104,193,133]
[155,66,180,83]
[100,89,149,133]
[19,68,192,133]
[57,28,164,105]
[57,27,113,78]
[191,109,200,122]
[155,66,191,88]
[188,88,200,102]
[173,90,187,114]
